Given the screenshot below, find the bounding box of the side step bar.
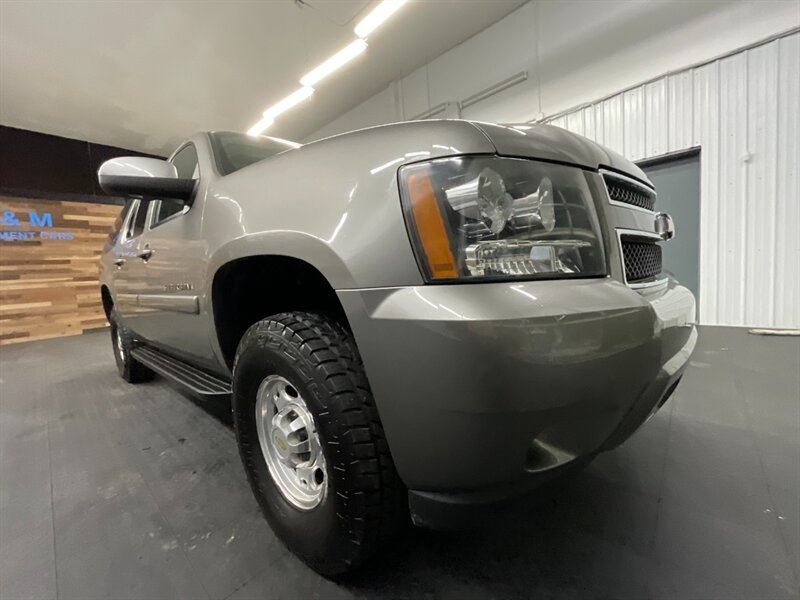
[131,346,231,397]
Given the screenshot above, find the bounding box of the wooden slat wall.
[0,195,121,345]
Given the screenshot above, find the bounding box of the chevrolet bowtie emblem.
[655,212,675,241]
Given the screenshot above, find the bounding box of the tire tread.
[233,312,405,573]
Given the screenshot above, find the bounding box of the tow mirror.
[98,157,195,202]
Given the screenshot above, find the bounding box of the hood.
[468,122,652,188]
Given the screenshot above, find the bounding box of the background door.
[641,153,701,300]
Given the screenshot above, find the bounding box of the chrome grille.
[603,173,656,211]
[621,238,662,282]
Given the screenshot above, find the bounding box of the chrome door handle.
[137,248,153,261]
[113,258,126,267]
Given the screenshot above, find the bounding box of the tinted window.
[108,199,134,245]
[172,144,199,179]
[122,201,138,239]
[152,198,185,227]
[209,131,299,175]
[147,144,199,228]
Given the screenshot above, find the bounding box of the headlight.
[399,156,606,282]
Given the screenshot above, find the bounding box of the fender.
[206,230,356,290]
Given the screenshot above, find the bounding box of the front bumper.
[338,276,696,526]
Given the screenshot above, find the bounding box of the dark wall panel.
[0,126,162,344]
[0,126,163,203]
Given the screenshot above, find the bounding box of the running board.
[131,346,231,397]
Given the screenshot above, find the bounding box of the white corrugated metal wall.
[547,32,799,329]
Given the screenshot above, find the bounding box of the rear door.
[105,198,135,310]
[110,198,150,332]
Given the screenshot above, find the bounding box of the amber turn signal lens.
[404,171,458,279]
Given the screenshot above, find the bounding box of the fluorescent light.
[300,39,368,87]
[354,0,407,39]
[247,116,274,136]
[262,86,314,119]
[244,0,407,135]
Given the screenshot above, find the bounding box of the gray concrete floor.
[0,326,798,600]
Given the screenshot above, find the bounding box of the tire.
[232,312,406,576]
[109,308,153,383]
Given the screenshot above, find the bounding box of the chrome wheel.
[255,375,326,510]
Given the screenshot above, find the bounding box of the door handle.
[137,247,154,261]
[113,258,126,267]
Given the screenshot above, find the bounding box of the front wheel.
[232,312,406,575]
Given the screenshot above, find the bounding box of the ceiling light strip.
[263,86,315,119]
[300,39,368,87]
[247,116,274,136]
[247,0,409,135]
[354,0,407,39]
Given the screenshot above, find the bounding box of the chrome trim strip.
[629,278,669,291]
[600,169,657,215]
[137,294,200,314]
[617,228,661,241]
[600,168,655,192]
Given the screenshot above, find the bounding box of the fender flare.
[206,231,357,292]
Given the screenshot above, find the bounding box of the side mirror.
[98,157,195,201]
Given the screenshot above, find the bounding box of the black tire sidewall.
[109,309,151,383]
[109,309,132,380]
[232,321,357,574]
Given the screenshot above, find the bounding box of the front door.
[130,143,215,365]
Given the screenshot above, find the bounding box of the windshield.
[209,131,300,175]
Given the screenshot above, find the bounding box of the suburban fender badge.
[165,282,194,292]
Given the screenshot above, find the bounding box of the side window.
[171,144,199,180]
[152,199,186,225]
[122,200,139,240]
[108,199,134,245]
[150,143,198,228]
[126,200,149,239]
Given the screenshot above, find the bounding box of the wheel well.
[212,256,349,369]
[100,285,113,321]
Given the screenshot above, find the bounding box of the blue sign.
[0,209,74,241]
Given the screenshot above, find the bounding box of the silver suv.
[98,121,696,575]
